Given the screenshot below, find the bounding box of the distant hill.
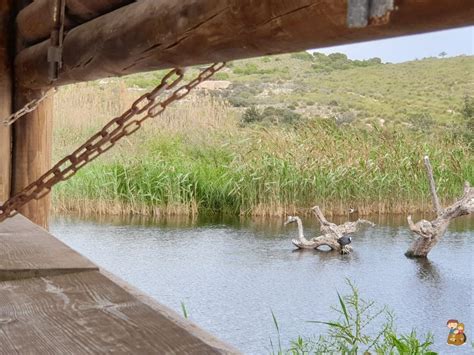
[122,53,473,129]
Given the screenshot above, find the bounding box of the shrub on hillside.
[460,95,474,145]
[291,51,314,61]
[233,63,277,76]
[461,95,474,122]
[242,107,262,124]
[335,111,357,125]
[407,112,435,131]
[241,106,302,125]
[224,83,260,107]
[261,106,302,124]
[311,52,383,72]
[213,72,230,80]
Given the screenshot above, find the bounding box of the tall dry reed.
[52,82,473,217]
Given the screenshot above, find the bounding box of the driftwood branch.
[406,158,473,258]
[424,156,443,216]
[284,206,375,254]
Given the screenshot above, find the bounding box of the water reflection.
[50,213,473,354]
[413,258,442,284]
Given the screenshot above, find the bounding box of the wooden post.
[0,1,13,203]
[9,0,54,229]
[12,89,53,229]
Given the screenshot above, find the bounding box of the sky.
[311,26,473,63]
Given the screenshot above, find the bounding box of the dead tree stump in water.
[284,206,374,254]
[405,156,474,258]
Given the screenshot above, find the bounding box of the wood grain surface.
[0,271,237,354]
[17,0,133,45]
[15,0,474,89]
[0,214,97,281]
[0,0,13,203]
[0,215,238,353]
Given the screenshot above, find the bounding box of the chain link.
[0,62,226,223]
[2,89,57,127]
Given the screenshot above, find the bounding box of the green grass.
[52,118,472,217]
[270,280,437,354]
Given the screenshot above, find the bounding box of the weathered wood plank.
[17,0,133,45]
[12,89,53,229]
[15,0,474,89]
[0,0,13,203]
[0,214,97,281]
[0,270,238,354]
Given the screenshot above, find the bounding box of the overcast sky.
[311,26,473,63]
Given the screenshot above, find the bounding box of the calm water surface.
[51,214,473,354]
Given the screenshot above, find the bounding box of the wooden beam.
[12,89,53,229]
[0,0,13,203]
[17,0,133,45]
[15,0,474,90]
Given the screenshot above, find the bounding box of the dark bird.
[337,235,352,247]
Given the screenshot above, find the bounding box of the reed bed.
[52,82,473,217]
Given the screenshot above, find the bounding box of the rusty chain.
[2,89,57,127]
[0,62,226,223]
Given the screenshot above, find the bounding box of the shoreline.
[51,198,456,219]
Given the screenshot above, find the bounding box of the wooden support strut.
[12,89,53,229]
[15,0,474,90]
[0,0,13,203]
[7,0,54,229]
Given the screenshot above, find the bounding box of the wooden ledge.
[0,214,98,281]
[0,271,238,354]
[0,215,238,353]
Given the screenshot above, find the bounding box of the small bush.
[213,72,230,80]
[262,106,302,124]
[242,107,262,123]
[461,95,474,122]
[233,63,259,75]
[335,111,357,125]
[407,112,435,131]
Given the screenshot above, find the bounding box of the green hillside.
[123,53,473,129]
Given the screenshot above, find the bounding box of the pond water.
[51,214,473,354]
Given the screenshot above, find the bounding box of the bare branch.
[310,205,330,225]
[338,219,375,234]
[407,215,419,234]
[406,159,473,257]
[311,206,342,238]
[424,156,443,216]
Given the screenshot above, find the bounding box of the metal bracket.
[347,0,394,28]
[48,0,66,81]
